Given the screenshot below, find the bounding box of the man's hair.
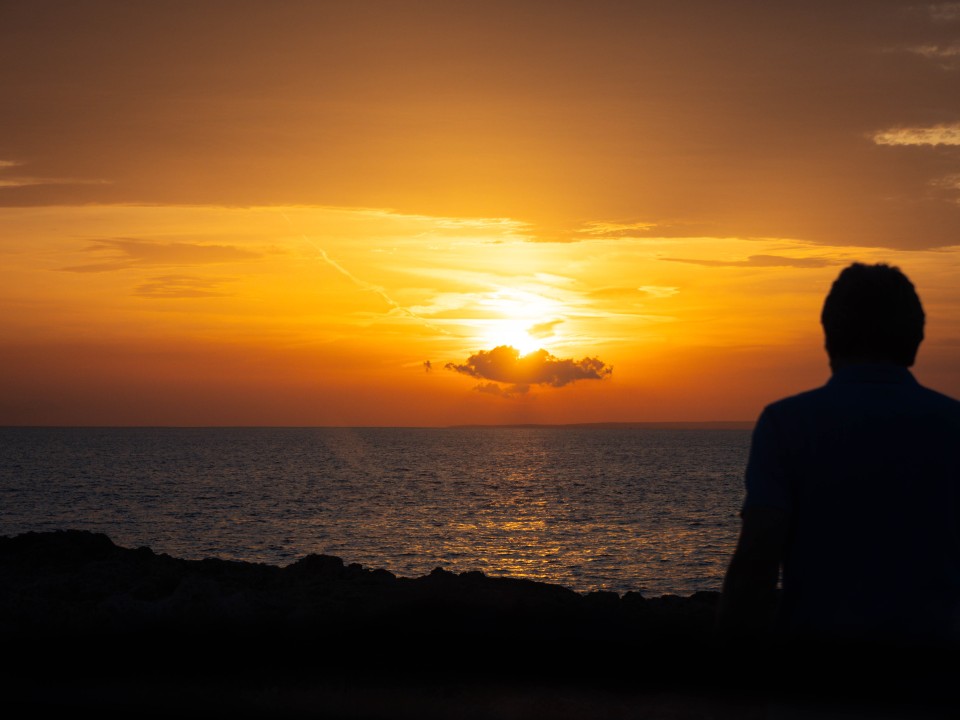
[821,263,925,367]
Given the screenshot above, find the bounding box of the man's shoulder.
[912,382,960,409]
[760,374,960,423]
[910,384,960,430]
[761,385,833,416]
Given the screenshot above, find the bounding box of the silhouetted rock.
[1,530,952,717]
[0,530,717,662]
[285,552,345,577]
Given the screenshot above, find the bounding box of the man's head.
[821,263,925,368]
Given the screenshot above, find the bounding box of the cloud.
[59,260,143,274]
[930,174,960,202]
[474,381,530,398]
[0,177,109,188]
[0,160,108,188]
[873,124,960,146]
[523,220,669,244]
[586,285,678,301]
[589,286,641,299]
[638,285,680,298]
[134,275,232,298]
[531,220,660,243]
[61,238,261,272]
[934,174,960,188]
[576,221,657,238]
[661,254,839,268]
[527,319,563,339]
[426,216,532,241]
[445,345,612,389]
[909,43,960,70]
[929,3,960,22]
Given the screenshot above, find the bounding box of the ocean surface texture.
[0,427,751,596]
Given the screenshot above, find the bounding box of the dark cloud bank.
[446,345,612,396]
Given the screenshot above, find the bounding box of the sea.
[0,426,753,597]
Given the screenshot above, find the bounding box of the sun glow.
[481,320,542,356]
[474,288,564,356]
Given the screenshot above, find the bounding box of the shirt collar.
[827,363,918,386]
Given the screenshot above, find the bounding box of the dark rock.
[0,529,117,569]
[368,568,396,584]
[690,590,721,605]
[0,530,951,715]
[583,590,620,610]
[283,553,345,579]
[621,590,647,609]
[0,529,723,680]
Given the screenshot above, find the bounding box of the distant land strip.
[1,422,756,430]
[447,421,755,430]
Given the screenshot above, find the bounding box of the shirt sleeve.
[742,405,793,513]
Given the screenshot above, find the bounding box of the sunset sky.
[2,0,960,425]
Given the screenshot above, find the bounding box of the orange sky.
[2,1,959,425]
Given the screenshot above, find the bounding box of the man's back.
[744,363,960,643]
[719,263,960,650]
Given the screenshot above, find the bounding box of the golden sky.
[2,1,959,425]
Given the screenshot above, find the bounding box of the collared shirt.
[743,364,960,643]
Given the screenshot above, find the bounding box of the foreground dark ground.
[0,531,955,718]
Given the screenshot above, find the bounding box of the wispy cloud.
[474,381,531,398]
[638,285,680,298]
[903,43,960,70]
[588,285,679,301]
[527,319,563,339]
[427,216,532,241]
[530,220,660,243]
[576,221,657,238]
[932,173,960,201]
[60,238,261,272]
[280,211,453,336]
[928,3,960,22]
[0,160,108,188]
[134,275,233,298]
[873,124,960,146]
[661,254,838,269]
[0,177,110,188]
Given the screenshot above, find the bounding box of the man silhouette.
[718,263,960,647]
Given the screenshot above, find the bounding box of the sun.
[474,288,563,356]
[482,319,542,356]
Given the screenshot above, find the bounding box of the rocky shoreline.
[0,530,721,659]
[0,530,954,718]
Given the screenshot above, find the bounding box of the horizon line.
[1,421,755,430]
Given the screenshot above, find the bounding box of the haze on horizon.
[2,0,959,426]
